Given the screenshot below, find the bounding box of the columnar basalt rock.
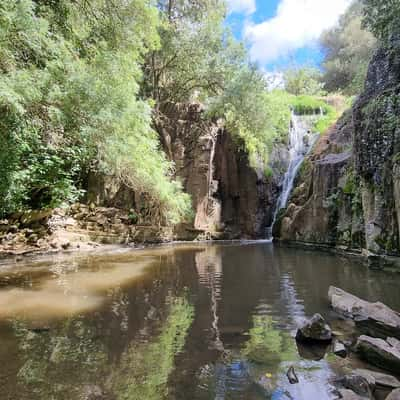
[274,37,400,262]
[154,102,283,239]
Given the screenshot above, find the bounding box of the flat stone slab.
[337,389,366,400]
[328,286,400,339]
[355,335,400,373]
[386,389,400,400]
[354,368,400,390]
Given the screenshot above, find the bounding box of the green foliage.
[207,77,292,169]
[289,95,338,134]
[0,0,191,223]
[362,0,400,42]
[144,0,242,104]
[242,316,298,367]
[320,1,376,95]
[290,95,329,115]
[283,67,325,96]
[113,296,194,400]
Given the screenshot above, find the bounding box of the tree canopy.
[320,1,376,95]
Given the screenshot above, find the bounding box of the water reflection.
[0,243,399,400]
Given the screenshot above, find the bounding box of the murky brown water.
[0,242,399,400]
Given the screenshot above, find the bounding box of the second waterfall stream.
[267,111,319,238]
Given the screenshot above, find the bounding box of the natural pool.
[0,242,399,400]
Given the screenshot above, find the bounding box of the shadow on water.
[0,242,399,400]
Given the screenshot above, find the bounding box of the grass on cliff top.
[289,94,346,134]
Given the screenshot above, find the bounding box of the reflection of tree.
[14,317,109,400]
[12,294,193,400]
[111,296,194,400]
[242,316,298,368]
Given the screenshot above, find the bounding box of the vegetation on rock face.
[2,0,333,221]
[2,0,393,228]
[362,0,400,42]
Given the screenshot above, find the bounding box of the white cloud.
[244,0,352,64]
[227,0,256,15]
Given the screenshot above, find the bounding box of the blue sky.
[226,0,352,73]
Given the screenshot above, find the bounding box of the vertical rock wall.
[274,36,400,261]
[155,103,281,239]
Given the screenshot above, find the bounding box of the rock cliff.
[274,36,400,262]
[155,102,283,239]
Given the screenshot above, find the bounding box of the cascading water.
[267,112,319,238]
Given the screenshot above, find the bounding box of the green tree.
[0,0,191,223]
[320,1,376,95]
[283,67,325,96]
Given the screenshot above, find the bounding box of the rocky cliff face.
[82,102,281,241]
[274,36,400,261]
[155,102,282,239]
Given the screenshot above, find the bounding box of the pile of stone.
[0,204,174,258]
[293,287,400,399]
[328,286,400,399]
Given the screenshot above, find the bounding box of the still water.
[0,242,399,400]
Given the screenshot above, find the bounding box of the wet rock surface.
[356,335,400,373]
[274,36,400,264]
[296,313,333,343]
[386,389,400,400]
[337,374,373,399]
[329,286,400,340]
[337,389,368,400]
[354,369,400,391]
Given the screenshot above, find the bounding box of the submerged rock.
[286,366,299,384]
[336,389,367,400]
[296,341,329,360]
[328,286,400,340]
[356,335,400,373]
[296,313,332,343]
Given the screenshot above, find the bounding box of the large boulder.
[356,335,400,373]
[296,313,332,343]
[328,286,400,339]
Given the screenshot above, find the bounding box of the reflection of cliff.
[195,247,224,352]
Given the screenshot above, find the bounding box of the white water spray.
[267,112,319,238]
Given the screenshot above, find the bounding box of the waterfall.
[267,112,318,238]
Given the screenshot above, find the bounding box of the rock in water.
[337,389,367,400]
[354,368,400,391]
[386,389,400,400]
[286,366,299,384]
[337,374,373,398]
[333,340,347,358]
[296,313,332,343]
[328,286,400,340]
[356,335,400,373]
